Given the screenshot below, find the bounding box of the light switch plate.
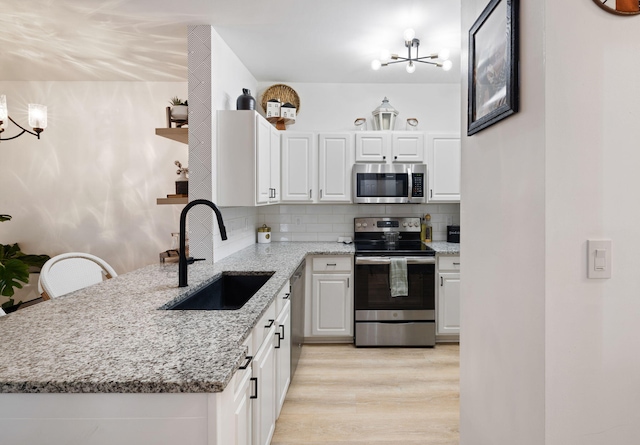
[587,240,612,279]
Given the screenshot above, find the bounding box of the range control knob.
[362,222,368,227]
[355,223,362,228]
[402,222,408,227]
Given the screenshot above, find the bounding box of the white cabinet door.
[391,132,424,163]
[318,133,353,202]
[269,126,281,203]
[232,367,253,445]
[311,273,353,337]
[281,133,315,202]
[428,133,461,203]
[252,324,277,445]
[355,132,390,163]
[256,117,280,205]
[256,116,273,205]
[437,272,460,336]
[275,299,291,418]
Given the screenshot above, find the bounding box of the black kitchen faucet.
[178,199,228,287]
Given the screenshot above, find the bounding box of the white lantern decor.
[371,97,398,131]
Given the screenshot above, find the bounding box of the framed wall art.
[467,0,519,136]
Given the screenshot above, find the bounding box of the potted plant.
[169,96,188,122]
[0,214,50,312]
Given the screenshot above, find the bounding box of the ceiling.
[1,0,461,84]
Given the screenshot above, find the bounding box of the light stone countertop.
[0,242,354,394]
[425,241,460,255]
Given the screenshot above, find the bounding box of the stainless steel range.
[353,217,436,347]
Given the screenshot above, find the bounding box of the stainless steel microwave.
[352,164,427,204]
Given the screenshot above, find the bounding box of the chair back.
[39,253,117,299]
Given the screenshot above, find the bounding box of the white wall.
[460,0,640,444]
[0,81,187,297]
[545,1,640,443]
[256,82,460,134]
[459,0,546,444]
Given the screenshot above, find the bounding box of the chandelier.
[0,95,47,142]
[371,28,453,74]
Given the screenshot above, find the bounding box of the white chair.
[38,252,118,300]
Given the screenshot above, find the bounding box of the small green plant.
[0,214,50,308]
[169,96,188,106]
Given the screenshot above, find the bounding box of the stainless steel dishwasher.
[290,260,305,378]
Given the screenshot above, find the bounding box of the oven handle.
[355,256,435,265]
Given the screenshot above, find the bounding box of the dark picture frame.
[467,0,519,136]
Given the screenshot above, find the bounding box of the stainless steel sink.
[167,271,275,310]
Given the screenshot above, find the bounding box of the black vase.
[236,88,256,110]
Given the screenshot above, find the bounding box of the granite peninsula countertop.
[0,242,354,394]
[0,240,459,394]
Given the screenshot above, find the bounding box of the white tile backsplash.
[257,203,460,242]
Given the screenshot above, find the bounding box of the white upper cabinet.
[354,132,390,162]
[392,132,424,163]
[216,110,280,207]
[355,131,424,163]
[318,133,353,203]
[280,133,315,202]
[427,133,461,203]
[281,132,353,204]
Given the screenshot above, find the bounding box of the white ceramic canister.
[257,224,271,244]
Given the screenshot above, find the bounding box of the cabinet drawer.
[252,300,276,353]
[275,282,290,315]
[438,255,460,271]
[312,256,352,272]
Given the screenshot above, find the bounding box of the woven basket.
[261,84,300,113]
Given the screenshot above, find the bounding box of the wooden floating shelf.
[156,197,188,205]
[155,128,188,144]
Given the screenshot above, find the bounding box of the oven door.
[354,256,435,315]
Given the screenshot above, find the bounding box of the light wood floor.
[272,343,460,445]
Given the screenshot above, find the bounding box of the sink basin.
[167,271,275,310]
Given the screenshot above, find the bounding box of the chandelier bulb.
[403,28,415,42]
[442,60,453,71]
[371,59,382,71]
[0,95,7,122]
[438,48,451,61]
[406,62,416,74]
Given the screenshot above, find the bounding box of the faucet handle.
[186,257,206,265]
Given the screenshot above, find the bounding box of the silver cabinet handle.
[320,189,323,199]
[309,189,312,199]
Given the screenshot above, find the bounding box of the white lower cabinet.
[231,352,253,445]
[436,255,461,339]
[306,255,353,341]
[275,299,291,418]
[252,306,277,445]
